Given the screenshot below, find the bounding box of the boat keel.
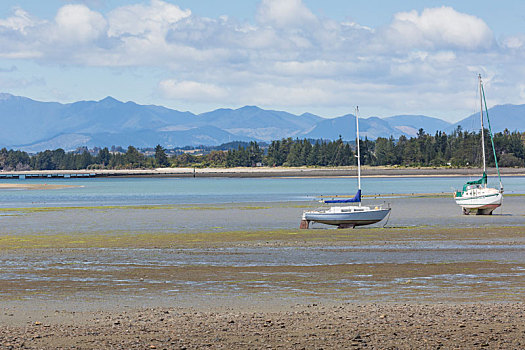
[476,208,494,215]
[462,207,496,215]
[337,223,356,229]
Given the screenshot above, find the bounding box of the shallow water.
[2,243,525,271]
[1,176,523,207]
[1,244,524,303]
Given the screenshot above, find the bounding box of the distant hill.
[450,104,525,133]
[384,115,452,136]
[0,93,64,146]
[16,126,252,154]
[1,93,524,152]
[303,114,404,140]
[193,106,322,141]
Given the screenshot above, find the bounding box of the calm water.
[1,176,523,208]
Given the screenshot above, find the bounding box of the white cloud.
[239,81,335,107]
[503,36,524,49]
[107,0,190,38]
[428,51,456,64]
[341,21,374,33]
[0,7,39,33]
[273,60,343,77]
[256,0,317,28]
[159,79,227,101]
[519,84,525,100]
[384,7,493,50]
[54,4,107,43]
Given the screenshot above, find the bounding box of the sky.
[1,0,525,122]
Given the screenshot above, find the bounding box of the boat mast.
[479,74,487,183]
[355,106,361,206]
[480,78,504,191]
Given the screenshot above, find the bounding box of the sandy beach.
[1,166,525,180]
[1,303,524,349]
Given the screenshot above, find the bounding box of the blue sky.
[1,0,524,122]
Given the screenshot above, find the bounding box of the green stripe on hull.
[455,193,500,202]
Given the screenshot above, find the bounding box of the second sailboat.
[454,75,503,215]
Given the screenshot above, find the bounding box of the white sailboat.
[454,75,503,215]
[300,107,391,229]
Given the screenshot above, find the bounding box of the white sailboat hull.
[303,206,390,227]
[454,188,502,215]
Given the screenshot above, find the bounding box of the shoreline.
[1,166,525,179]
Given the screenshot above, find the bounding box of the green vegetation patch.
[1,225,524,250]
[0,204,181,213]
[178,206,228,211]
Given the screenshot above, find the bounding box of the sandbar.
[0,183,80,190]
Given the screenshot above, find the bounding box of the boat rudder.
[299,220,310,229]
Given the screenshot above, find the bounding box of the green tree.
[125,146,146,168]
[374,137,396,165]
[247,141,263,166]
[76,150,94,169]
[96,147,111,167]
[306,142,321,166]
[154,144,170,167]
[32,150,54,170]
[286,140,303,166]
[205,151,227,167]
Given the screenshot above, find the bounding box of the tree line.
[372,127,525,168]
[1,128,524,171]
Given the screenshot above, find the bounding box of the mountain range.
[0,93,524,152]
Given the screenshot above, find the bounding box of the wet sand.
[1,197,525,348]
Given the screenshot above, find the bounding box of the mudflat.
[1,197,524,349]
